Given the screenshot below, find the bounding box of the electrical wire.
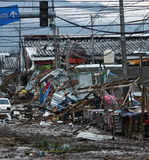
[0,0,147,2]
[56,15,149,34]
[1,5,149,9]
[0,0,149,49]
[1,19,149,35]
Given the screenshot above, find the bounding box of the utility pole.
[18,17,22,88]
[56,27,60,67]
[51,0,59,68]
[91,15,95,64]
[66,42,70,71]
[19,18,21,72]
[119,0,128,79]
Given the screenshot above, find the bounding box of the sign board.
[104,49,115,64]
[0,5,19,26]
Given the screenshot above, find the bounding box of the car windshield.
[0,99,9,104]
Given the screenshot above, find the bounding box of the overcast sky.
[0,0,149,53]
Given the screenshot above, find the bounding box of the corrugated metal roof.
[24,42,55,57]
[24,35,149,58]
[0,55,18,70]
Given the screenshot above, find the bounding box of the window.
[0,99,9,105]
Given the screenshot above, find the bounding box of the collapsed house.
[0,36,149,140]
[1,58,149,139]
[2,60,147,137]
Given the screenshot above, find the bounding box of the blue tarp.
[0,5,20,26]
[40,88,44,105]
[43,85,52,105]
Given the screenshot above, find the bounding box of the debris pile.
[0,64,149,139]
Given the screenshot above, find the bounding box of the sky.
[0,0,149,53]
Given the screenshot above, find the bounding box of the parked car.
[0,98,11,111]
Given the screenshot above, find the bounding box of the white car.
[0,98,11,111]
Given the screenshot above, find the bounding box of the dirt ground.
[0,122,149,160]
[1,65,149,160]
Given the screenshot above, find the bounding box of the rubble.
[0,65,147,135]
[0,62,149,159]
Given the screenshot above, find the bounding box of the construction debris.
[0,61,148,141]
[0,60,149,160]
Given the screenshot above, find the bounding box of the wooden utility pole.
[119,0,128,79]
